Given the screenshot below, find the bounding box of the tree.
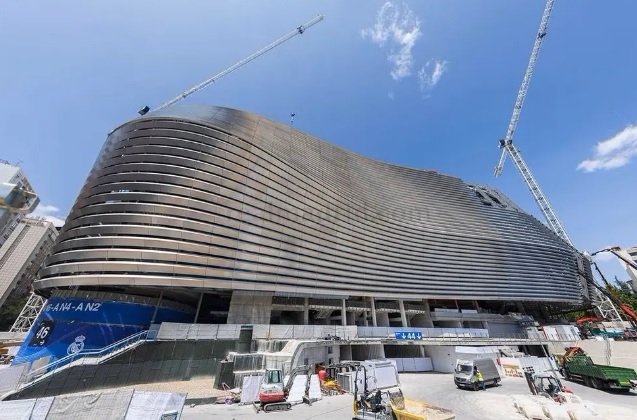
[0,296,28,331]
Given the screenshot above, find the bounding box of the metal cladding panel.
[36,105,583,302]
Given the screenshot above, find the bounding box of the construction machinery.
[252,365,311,413]
[253,368,291,413]
[589,262,637,328]
[524,371,573,402]
[352,360,453,420]
[555,347,637,391]
[492,0,566,243]
[138,15,324,116]
[490,0,627,325]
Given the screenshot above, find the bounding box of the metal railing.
[154,323,581,344]
[20,330,149,386]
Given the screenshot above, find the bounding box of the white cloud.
[361,2,422,81]
[32,203,66,227]
[387,91,395,100]
[577,124,637,172]
[418,59,448,93]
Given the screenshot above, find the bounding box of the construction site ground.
[179,372,637,420]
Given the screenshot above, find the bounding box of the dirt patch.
[401,399,455,420]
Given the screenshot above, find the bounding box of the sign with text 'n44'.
[395,331,422,340]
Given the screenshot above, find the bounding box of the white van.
[454,358,501,390]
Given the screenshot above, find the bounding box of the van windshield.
[456,365,473,374]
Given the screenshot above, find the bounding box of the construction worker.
[473,366,486,391]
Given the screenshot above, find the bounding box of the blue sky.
[1,0,636,281]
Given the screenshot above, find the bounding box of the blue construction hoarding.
[13,297,193,364]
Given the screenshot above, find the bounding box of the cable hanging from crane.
[138,14,324,116]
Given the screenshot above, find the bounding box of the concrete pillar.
[363,311,369,327]
[151,291,163,324]
[342,299,347,326]
[227,291,273,324]
[410,300,434,328]
[472,300,480,311]
[399,299,408,327]
[194,292,204,323]
[303,297,309,325]
[376,311,390,327]
[370,297,377,327]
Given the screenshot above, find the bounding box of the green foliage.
[0,296,28,331]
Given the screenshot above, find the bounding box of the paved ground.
[180,372,637,420]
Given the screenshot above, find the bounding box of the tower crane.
[491,0,624,324]
[11,15,325,334]
[138,15,324,116]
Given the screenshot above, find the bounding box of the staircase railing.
[21,330,148,386]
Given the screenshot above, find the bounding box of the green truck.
[558,354,637,392]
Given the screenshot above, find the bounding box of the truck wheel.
[473,383,479,391]
[592,379,601,390]
[563,370,571,381]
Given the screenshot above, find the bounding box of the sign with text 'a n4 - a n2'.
[395,331,422,340]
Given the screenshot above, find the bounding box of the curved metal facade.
[35,106,583,302]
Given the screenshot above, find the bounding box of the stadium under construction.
[10,106,592,373]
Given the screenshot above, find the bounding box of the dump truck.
[556,347,637,392]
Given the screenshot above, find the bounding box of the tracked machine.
[253,366,311,413]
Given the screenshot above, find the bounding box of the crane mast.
[139,15,324,115]
[491,0,623,323]
[494,0,553,178]
[493,0,571,244]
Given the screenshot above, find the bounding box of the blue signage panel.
[14,297,193,364]
[394,331,423,340]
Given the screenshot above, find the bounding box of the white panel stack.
[287,375,308,403]
[239,375,264,404]
[308,374,322,402]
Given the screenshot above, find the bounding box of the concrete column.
[303,297,309,325]
[370,297,378,327]
[194,292,204,323]
[227,291,273,324]
[472,300,480,311]
[399,299,408,327]
[411,300,434,328]
[151,290,163,324]
[376,312,390,327]
[342,299,347,326]
[363,311,369,327]
[346,311,356,325]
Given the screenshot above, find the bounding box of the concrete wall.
[425,346,458,373]
[487,322,524,337]
[9,340,235,400]
[296,343,340,369]
[227,291,273,324]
